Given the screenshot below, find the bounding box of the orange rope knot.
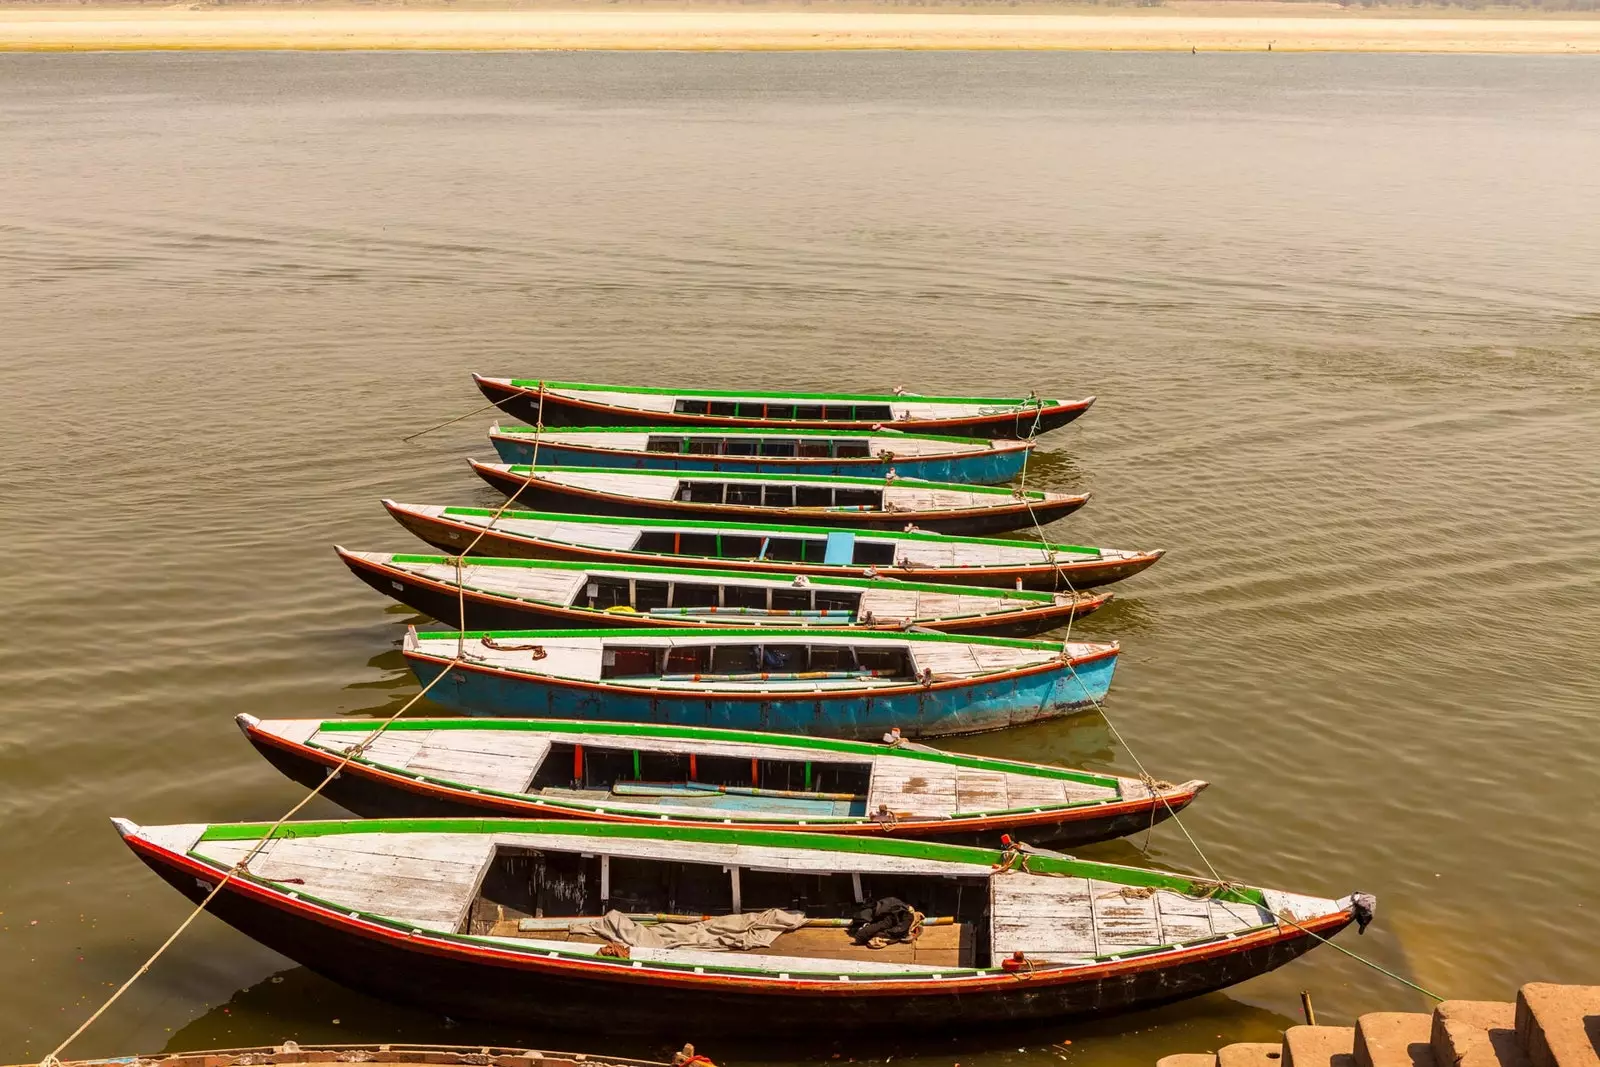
[480,637,547,658]
[1001,950,1037,978]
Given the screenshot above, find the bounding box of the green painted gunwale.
[184,819,1272,979]
[305,717,1122,786]
[408,625,1075,652]
[434,505,1103,553]
[193,818,1263,903]
[494,425,1007,446]
[505,380,1063,407]
[499,465,1047,498]
[383,553,1059,603]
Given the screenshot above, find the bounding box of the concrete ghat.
[1157,984,1600,1067]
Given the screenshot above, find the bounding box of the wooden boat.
[473,376,1095,438]
[382,501,1164,591]
[337,548,1111,637]
[114,816,1367,1033]
[401,626,1118,739]
[240,715,1207,847]
[8,1047,670,1067]
[467,462,1088,536]
[489,425,1032,485]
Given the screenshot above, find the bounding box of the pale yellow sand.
[3,5,1599,52]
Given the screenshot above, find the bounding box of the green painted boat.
[474,376,1095,438]
[336,548,1111,637]
[239,714,1207,847]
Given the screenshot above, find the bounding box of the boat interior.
[598,640,915,683]
[631,528,899,565]
[527,741,873,817]
[277,717,1132,818]
[669,399,897,421]
[577,573,864,618]
[646,435,879,458]
[462,843,988,969]
[186,819,1296,976]
[675,480,887,510]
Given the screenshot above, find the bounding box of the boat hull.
[476,378,1093,440]
[385,503,1164,592]
[490,437,1028,486]
[126,834,1351,1034]
[339,550,1109,638]
[470,464,1087,536]
[244,722,1200,849]
[402,648,1118,740]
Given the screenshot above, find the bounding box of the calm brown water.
[1,50,1598,1067]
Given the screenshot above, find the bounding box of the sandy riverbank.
[3,4,1598,51]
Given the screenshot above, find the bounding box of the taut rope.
[41,385,551,1067]
[1011,390,1441,1003]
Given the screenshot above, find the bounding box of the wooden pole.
[1301,990,1318,1026]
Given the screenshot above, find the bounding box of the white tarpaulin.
[570,909,809,951]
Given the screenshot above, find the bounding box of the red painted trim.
[125,832,1352,999]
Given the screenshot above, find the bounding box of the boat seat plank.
[909,644,983,675]
[1091,881,1163,948]
[990,874,1097,962]
[392,730,557,761]
[1156,892,1220,942]
[311,733,428,767]
[463,639,603,681]
[564,388,677,414]
[404,742,549,793]
[547,522,645,549]
[970,646,1046,671]
[194,838,492,931]
[866,765,960,818]
[999,776,1074,806]
[543,471,683,500]
[954,771,1011,812]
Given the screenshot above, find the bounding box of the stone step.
[1433,1000,1530,1067]
[1285,1026,1356,1067]
[1356,1012,1437,1067]
[1218,1043,1287,1067]
[1516,984,1600,1067]
[1158,1055,1220,1067]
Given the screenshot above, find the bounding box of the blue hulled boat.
[489,425,1033,485]
[402,627,1118,740]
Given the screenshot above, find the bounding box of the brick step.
[1157,1055,1220,1067]
[1218,1043,1287,1067]
[1356,1012,1436,1067]
[1433,1000,1529,1067]
[1517,984,1600,1067]
[1285,1026,1355,1067]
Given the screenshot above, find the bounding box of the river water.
[1,49,1597,1067]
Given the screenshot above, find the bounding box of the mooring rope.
[38,663,460,1067]
[41,386,552,1067]
[400,399,505,444]
[1012,393,1443,1004]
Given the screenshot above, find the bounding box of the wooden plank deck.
[989,873,1275,963]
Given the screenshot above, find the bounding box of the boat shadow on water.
[166,965,1298,1064]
